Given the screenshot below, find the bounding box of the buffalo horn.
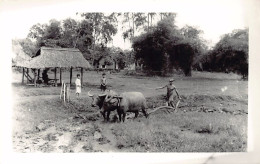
[98,93,107,97]
[88,90,94,97]
[113,96,123,99]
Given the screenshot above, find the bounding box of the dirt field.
[12,69,248,152]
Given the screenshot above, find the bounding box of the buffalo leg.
[141,107,149,118]
[122,113,126,122]
[118,113,122,122]
[134,111,139,118]
[100,111,106,121]
[117,109,122,122]
[106,111,111,122]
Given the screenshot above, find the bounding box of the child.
[156,79,181,109]
[100,73,107,92]
[75,74,81,97]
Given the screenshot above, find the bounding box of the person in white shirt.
[75,74,81,97]
[100,73,107,92]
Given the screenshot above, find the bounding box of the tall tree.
[133,14,206,76]
[27,19,63,47]
[80,13,118,64]
[122,12,147,41]
[204,28,248,78]
[44,19,62,40]
[59,18,78,48]
[149,12,156,27]
[133,15,179,75]
[27,17,94,57]
[27,23,47,42]
[159,12,176,21]
[180,25,208,63]
[80,13,118,47]
[74,19,93,52]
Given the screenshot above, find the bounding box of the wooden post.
[64,83,66,103]
[34,69,37,87]
[60,67,62,84]
[60,81,70,103]
[26,68,29,83]
[67,84,70,102]
[60,81,64,99]
[37,69,40,81]
[81,67,83,86]
[22,67,25,84]
[70,67,73,85]
[54,67,57,87]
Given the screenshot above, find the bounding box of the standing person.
[42,69,49,85]
[100,73,107,92]
[156,79,181,110]
[32,69,39,87]
[75,74,81,97]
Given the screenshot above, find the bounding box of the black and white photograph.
[0,0,259,163]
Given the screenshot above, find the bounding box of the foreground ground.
[12,69,248,152]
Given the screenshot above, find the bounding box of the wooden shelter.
[93,56,119,70]
[16,47,92,87]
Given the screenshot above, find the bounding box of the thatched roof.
[25,47,92,69]
[12,46,32,67]
[13,56,31,67]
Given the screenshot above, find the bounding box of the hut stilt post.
[54,67,57,87]
[22,67,25,84]
[34,69,37,87]
[26,68,29,83]
[60,67,62,85]
[70,67,73,85]
[81,67,83,87]
[37,69,40,81]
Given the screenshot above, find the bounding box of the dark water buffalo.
[88,90,118,121]
[110,92,149,122]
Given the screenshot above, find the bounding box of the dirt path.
[13,94,59,102]
[12,92,120,152]
[12,109,120,153]
[90,123,119,152]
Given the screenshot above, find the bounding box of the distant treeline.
[12,13,248,78]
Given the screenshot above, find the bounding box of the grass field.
[12,69,248,152]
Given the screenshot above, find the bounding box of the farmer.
[156,79,181,110]
[42,69,49,85]
[100,73,107,92]
[75,74,81,97]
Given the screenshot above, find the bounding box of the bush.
[201,29,248,79]
[132,17,204,76]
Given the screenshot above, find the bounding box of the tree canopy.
[201,28,248,78]
[13,12,247,76]
[132,15,206,76]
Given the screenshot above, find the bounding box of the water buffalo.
[88,90,118,121]
[110,92,149,122]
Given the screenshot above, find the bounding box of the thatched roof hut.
[17,47,92,86]
[27,47,91,68]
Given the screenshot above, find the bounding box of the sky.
[0,0,248,50]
